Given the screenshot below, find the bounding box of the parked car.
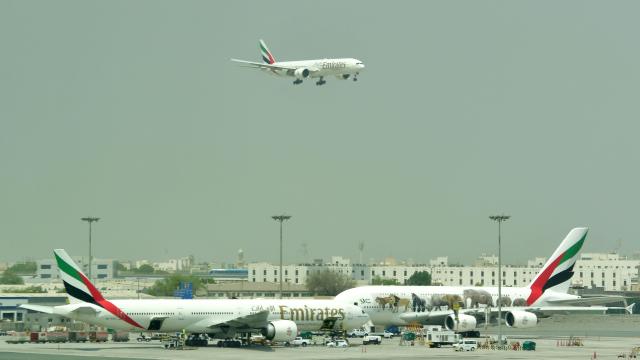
[362,335,381,345]
[326,339,349,348]
[454,339,478,351]
[291,337,312,347]
[347,329,368,338]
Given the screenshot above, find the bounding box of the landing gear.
[316,77,326,86]
[293,79,303,85]
[353,72,359,82]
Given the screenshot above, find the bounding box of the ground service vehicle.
[347,329,368,337]
[426,326,460,348]
[292,337,312,347]
[362,335,381,345]
[326,339,349,348]
[454,339,478,351]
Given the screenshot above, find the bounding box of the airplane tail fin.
[526,227,588,305]
[54,249,144,329]
[54,249,109,305]
[259,39,276,64]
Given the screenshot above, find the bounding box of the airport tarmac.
[2,337,640,360]
[0,315,638,360]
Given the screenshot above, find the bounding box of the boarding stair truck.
[425,326,461,348]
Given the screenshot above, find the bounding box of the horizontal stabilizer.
[19,304,55,314]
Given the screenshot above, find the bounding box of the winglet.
[626,303,635,315]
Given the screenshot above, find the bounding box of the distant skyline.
[2,1,639,265]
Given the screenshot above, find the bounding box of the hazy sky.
[2,1,639,265]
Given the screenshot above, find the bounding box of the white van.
[453,339,478,351]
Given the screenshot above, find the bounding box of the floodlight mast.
[489,214,510,346]
[81,217,100,283]
[272,215,291,299]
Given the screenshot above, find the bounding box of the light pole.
[81,217,100,282]
[489,214,509,346]
[272,215,291,299]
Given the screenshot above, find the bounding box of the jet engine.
[294,68,310,79]
[444,313,477,332]
[505,310,537,328]
[261,320,297,342]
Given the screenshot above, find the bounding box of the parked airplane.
[231,39,364,85]
[335,227,631,332]
[21,249,369,343]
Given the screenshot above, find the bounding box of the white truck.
[425,326,461,348]
[291,337,312,347]
[362,335,382,345]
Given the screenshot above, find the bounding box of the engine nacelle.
[261,320,297,342]
[505,310,537,328]
[294,68,310,79]
[444,313,477,332]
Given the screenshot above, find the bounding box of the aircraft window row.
[192,312,232,315]
[131,312,174,316]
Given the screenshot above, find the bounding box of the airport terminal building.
[248,252,639,292]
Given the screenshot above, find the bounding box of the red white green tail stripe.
[259,39,276,64]
[54,249,143,329]
[526,228,588,305]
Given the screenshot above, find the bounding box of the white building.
[36,257,114,282]
[247,252,639,292]
[573,253,639,291]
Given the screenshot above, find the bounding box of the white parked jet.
[21,249,369,343]
[231,40,365,85]
[336,228,632,332]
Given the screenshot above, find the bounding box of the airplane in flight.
[21,249,370,343]
[231,40,365,85]
[335,227,632,332]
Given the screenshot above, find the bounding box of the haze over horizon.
[2,1,639,265]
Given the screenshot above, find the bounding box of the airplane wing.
[207,310,270,330]
[230,59,298,71]
[545,295,628,307]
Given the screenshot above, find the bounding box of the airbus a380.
[21,250,369,343]
[336,228,632,332]
[231,40,364,85]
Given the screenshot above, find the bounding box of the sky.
[1,1,639,266]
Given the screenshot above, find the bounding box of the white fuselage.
[335,285,579,327]
[51,298,369,335]
[269,58,364,78]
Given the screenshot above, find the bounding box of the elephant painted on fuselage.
[463,289,493,308]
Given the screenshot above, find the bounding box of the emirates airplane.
[21,249,369,343]
[231,40,365,85]
[336,227,632,332]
